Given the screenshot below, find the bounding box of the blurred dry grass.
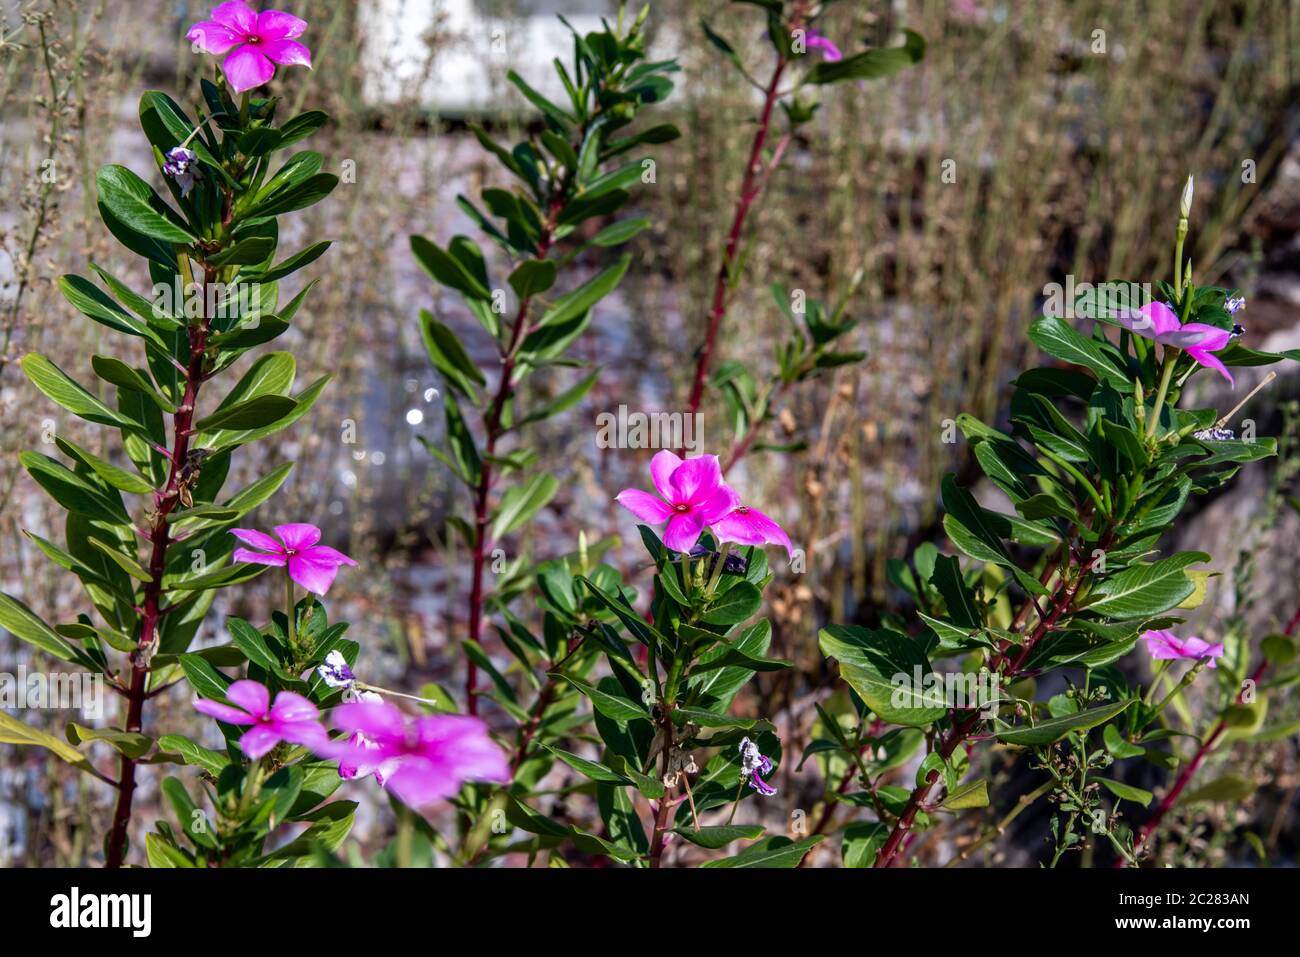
[0,0,1297,865]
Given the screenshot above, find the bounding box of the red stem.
[464,224,557,715]
[1124,606,1300,865]
[104,267,213,868]
[683,55,788,419]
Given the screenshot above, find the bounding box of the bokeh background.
[1,0,1298,866]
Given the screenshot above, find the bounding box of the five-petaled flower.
[1111,301,1235,386]
[615,450,740,553]
[193,679,329,759]
[738,736,777,796]
[231,523,357,595]
[187,1,312,94]
[162,147,200,197]
[1141,629,1225,668]
[329,700,510,806]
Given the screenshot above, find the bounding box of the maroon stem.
[683,55,788,419]
[647,707,677,868]
[464,223,558,715]
[105,267,213,868]
[1124,605,1300,865]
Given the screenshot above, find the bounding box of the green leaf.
[491,473,559,539]
[1028,316,1127,385]
[0,712,92,771]
[806,30,925,84]
[702,580,762,625]
[534,255,630,328]
[818,624,947,727]
[589,217,650,247]
[66,723,153,759]
[1178,774,1255,805]
[0,592,81,663]
[699,834,825,868]
[672,824,764,849]
[419,310,486,401]
[995,699,1132,746]
[941,778,990,810]
[410,234,490,300]
[20,353,145,434]
[195,394,298,431]
[91,355,175,412]
[1098,777,1153,807]
[58,274,168,347]
[96,164,196,244]
[20,451,131,524]
[54,436,153,494]
[508,259,558,299]
[541,745,633,785]
[552,673,649,721]
[1087,552,1210,618]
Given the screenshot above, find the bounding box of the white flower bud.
[1180,175,1194,219]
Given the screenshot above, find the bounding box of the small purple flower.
[317,649,355,689]
[1141,629,1225,668]
[192,679,329,760]
[162,147,200,197]
[739,736,776,796]
[1226,296,1246,316]
[805,29,842,62]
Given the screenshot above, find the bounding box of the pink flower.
[714,503,793,558]
[329,701,510,807]
[193,679,329,759]
[1111,301,1235,386]
[805,30,843,62]
[187,1,312,94]
[1140,629,1225,668]
[231,523,357,595]
[615,450,739,553]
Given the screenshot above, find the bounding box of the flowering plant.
[0,2,338,866]
[816,183,1299,867]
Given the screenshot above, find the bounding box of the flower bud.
[1179,175,1194,219]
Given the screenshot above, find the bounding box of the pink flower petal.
[287,552,343,595]
[232,547,287,567]
[274,522,322,551]
[614,488,674,524]
[193,697,255,724]
[187,21,243,54]
[649,449,683,500]
[1139,301,1180,337]
[663,512,705,552]
[256,8,308,41]
[714,505,793,557]
[211,0,257,33]
[333,700,407,741]
[261,38,312,68]
[668,454,723,504]
[269,690,319,723]
[1165,322,1232,352]
[383,756,460,806]
[695,481,740,525]
[231,527,285,554]
[275,717,330,751]
[225,679,270,717]
[237,725,283,761]
[1185,348,1234,386]
[303,544,357,566]
[222,44,276,93]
